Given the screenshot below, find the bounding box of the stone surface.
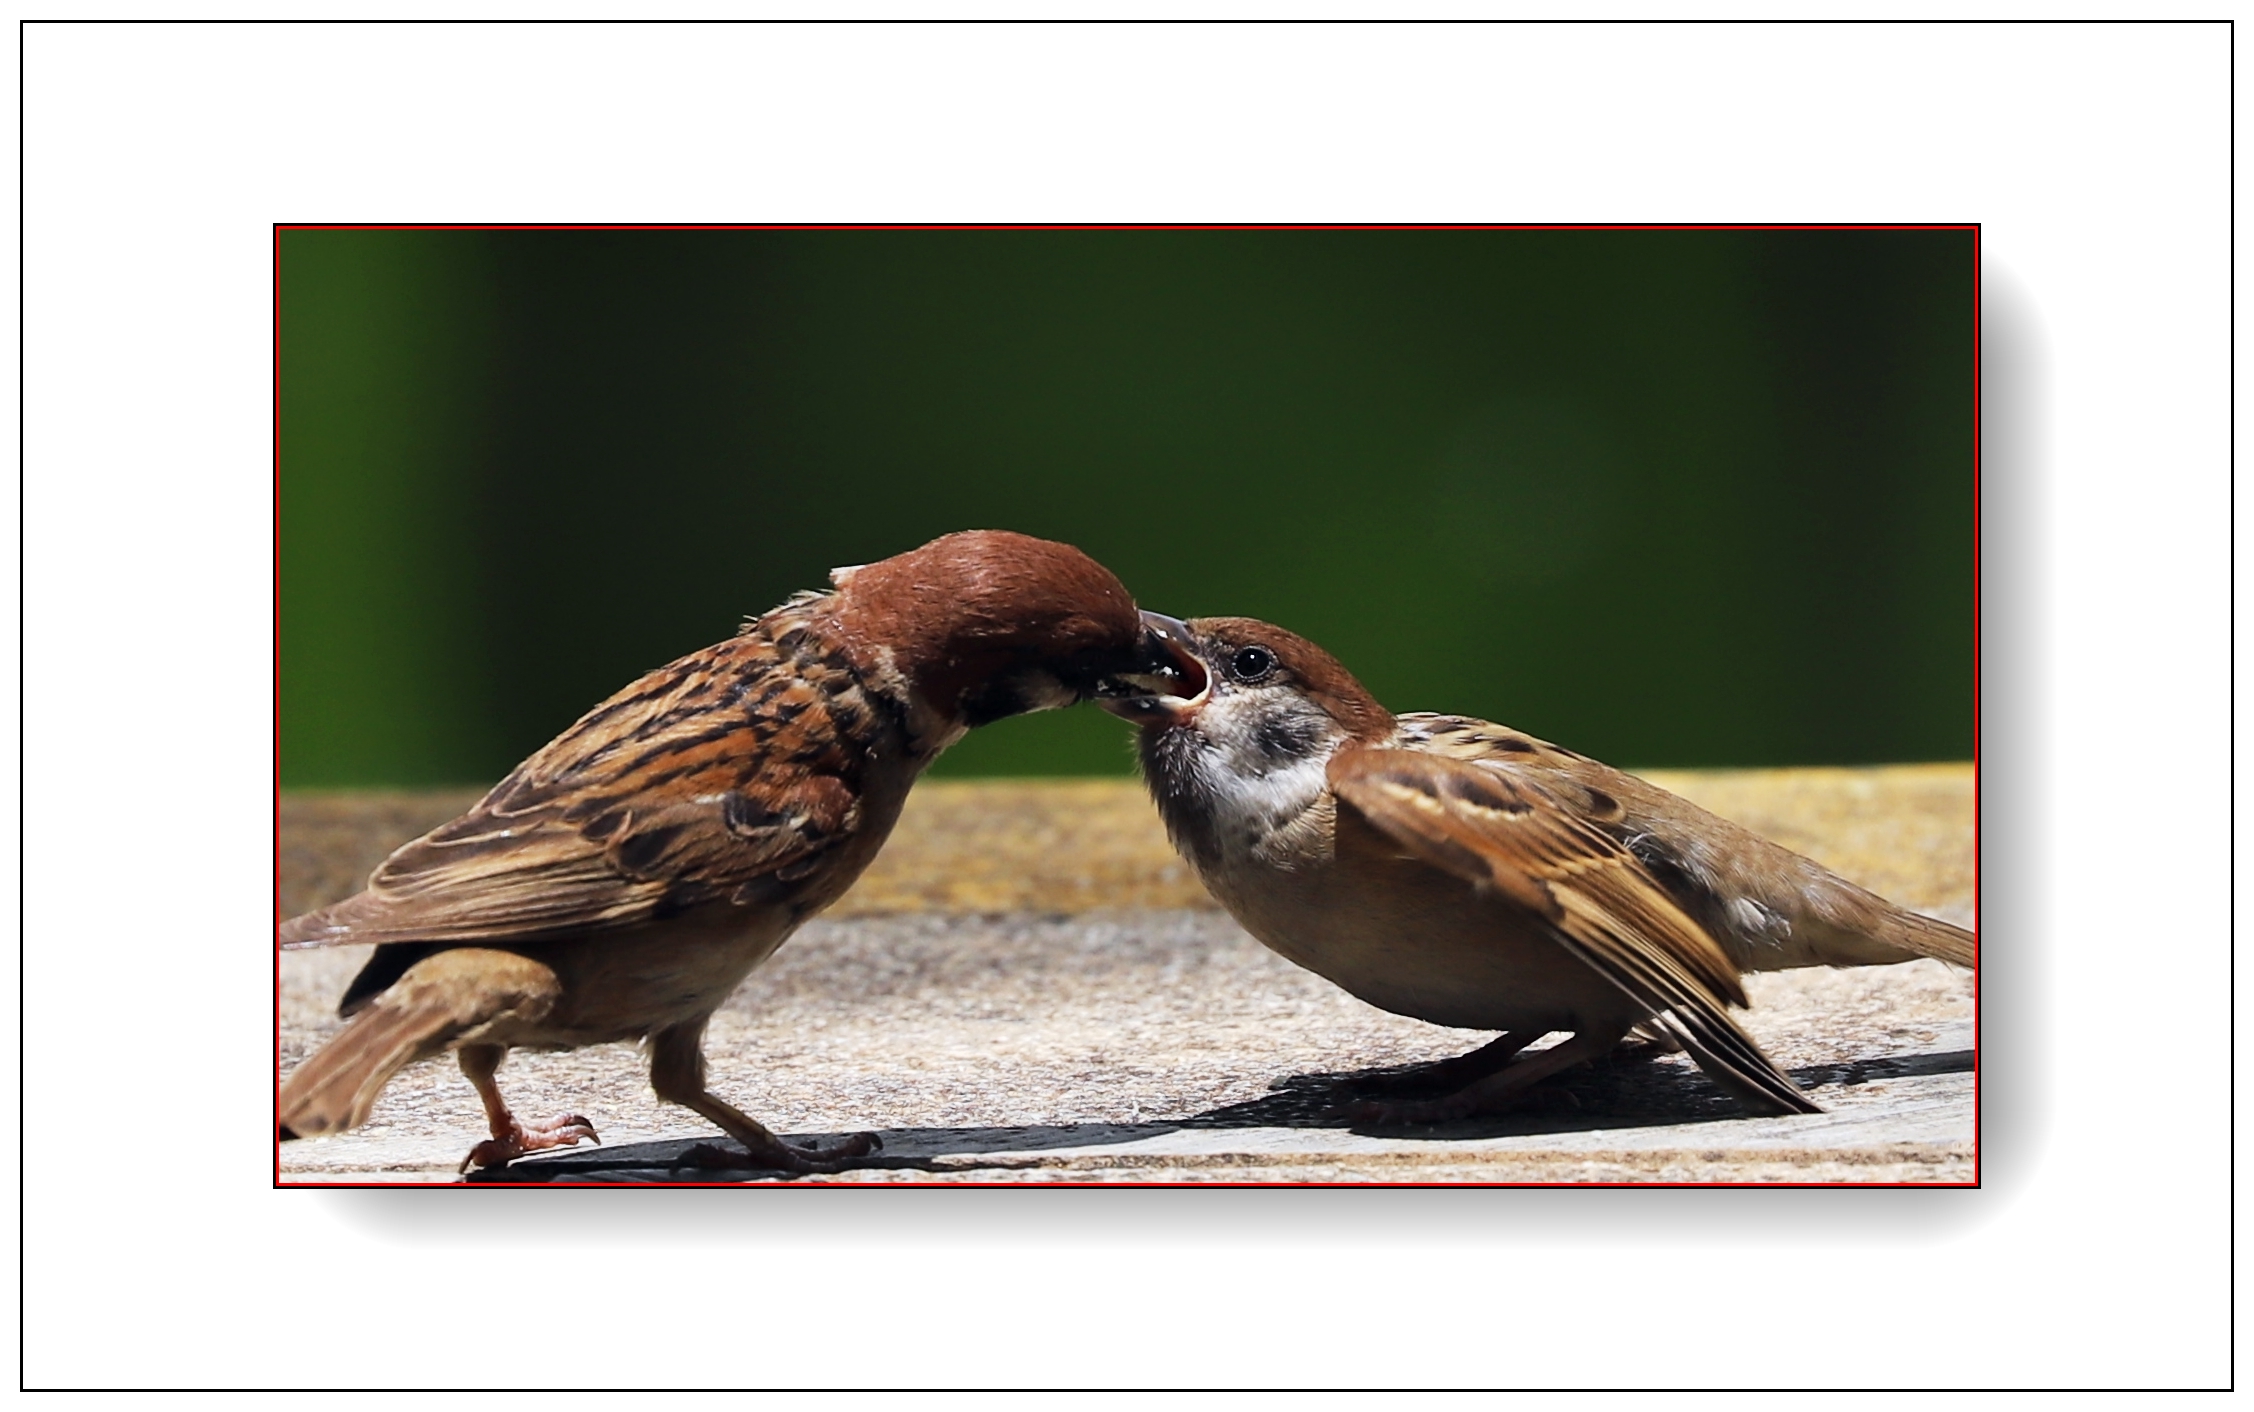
[276,765,1977,1185]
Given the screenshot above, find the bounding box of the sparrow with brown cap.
[1102,613,1975,1123]
[280,530,1173,1173]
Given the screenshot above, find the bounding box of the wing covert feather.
[1328,746,1819,1115]
[280,628,873,949]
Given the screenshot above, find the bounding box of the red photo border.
[272,222,1980,1191]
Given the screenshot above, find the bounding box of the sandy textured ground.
[277,765,1976,1185]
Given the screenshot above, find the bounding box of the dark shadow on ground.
[1156,1047,1974,1144]
[470,1046,1973,1183]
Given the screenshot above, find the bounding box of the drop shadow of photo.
[467,1045,1974,1183]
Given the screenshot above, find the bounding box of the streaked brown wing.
[279,636,863,949]
[1327,746,1818,1115]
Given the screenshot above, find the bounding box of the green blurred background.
[279,227,1973,786]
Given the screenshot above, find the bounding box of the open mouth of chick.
[1097,611,1211,725]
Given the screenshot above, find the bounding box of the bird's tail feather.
[277,947,560,1140]
[278,994,457,1139]
[1883,910,1977,968]
[1751,879,1979,973]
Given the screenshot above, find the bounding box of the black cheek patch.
[1253,714,1323,763]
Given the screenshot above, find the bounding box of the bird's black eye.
[1229,645,1277,683]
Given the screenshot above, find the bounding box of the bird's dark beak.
[1097,612,1211,726]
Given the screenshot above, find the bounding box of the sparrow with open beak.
[280,530,1177,1174]
[1102,614,1975,1122]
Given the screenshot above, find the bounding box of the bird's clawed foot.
[1345,1032,1541,1099]
[674,1130,884,1175]
[459,1113,601,1173]
[1333,1029,1621,1127]
[793,1130,883,1164]
[1605,1028,1683,1065]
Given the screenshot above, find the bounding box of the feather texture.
[279,606,883,951]
[279,948,562,1139]
[1400,713,1977,973]
[278,530,1159,1173]
[1114,615,1974,1125]
[1330,748,1819,1116]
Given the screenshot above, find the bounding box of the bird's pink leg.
[1345,1029,1542,1098]
[649,1020,880,1174]
[456,1043,600,1173]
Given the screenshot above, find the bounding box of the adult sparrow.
[280,530,1171,1173]
[1102,614,1975,1122]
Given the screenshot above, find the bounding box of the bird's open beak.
[1097,612,1211,727]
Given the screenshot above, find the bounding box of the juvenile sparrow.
[1102,614,1975,1123]
[280,530,1170,1173]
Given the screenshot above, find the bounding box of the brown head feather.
[1186,616,1395,742]
[827,530,1144,720]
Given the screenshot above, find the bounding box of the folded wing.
[279,641,863,949]
[1327,746,1819,1115]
